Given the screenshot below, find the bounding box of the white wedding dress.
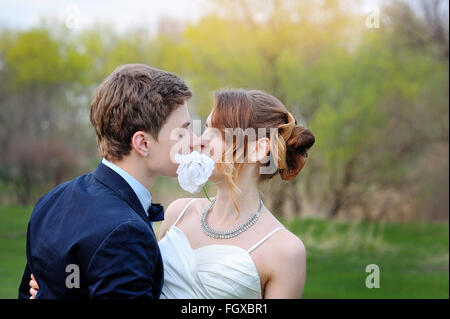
[159,198,284,299]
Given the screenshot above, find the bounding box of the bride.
[158,89,314,299]
[29,88,314,299]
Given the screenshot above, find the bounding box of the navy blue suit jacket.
[18,163,164,299]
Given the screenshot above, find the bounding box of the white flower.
[174,151,215,193]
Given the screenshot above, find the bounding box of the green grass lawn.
[0,205,448,299]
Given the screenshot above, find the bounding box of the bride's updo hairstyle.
[211,89,315,194]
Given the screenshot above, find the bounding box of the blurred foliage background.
[0,0,448,298]
[0,0,448,222]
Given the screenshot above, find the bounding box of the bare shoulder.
[166,197,211,221]
[189,197,212,215]
[262,208,306,262]
[273,229,306,265]
[260,210,305,259]
[164,198,196,223]
[158,197,196,239]
[263,227,307,298]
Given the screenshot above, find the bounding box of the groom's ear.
[131,131,153,157]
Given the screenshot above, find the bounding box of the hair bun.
[280,125,315,180]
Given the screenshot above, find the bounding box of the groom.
[18,64,194,298]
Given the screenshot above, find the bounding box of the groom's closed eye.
[181,121,191,129]
[177,121,191,138]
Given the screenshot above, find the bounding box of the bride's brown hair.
[211,89,315,204]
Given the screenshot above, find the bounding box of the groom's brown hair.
[90,64,192,161]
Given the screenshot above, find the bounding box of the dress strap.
[173,198,197,227]
[247,226,285,253]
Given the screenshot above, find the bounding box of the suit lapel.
[92,162,150,226]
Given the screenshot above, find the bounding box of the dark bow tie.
[147,203,164,222]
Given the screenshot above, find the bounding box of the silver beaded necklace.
[200,198,263,239]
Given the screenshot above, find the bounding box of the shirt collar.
[101,158,152,215]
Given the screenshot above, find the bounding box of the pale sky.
[0,0,208,32]
[1,0,443,33]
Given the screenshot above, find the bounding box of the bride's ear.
[131,131,152,157]
[248,137,270,163]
